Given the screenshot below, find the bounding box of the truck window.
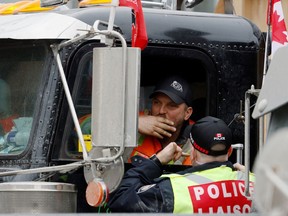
[52,49,93,160]
[67,52,93,157]
[0,41,47,156]
[53,45,216,162]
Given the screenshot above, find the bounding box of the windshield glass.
[0,40,47,155]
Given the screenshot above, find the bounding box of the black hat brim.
[150,90,185,105]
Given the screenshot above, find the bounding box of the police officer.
[108,116,255,213]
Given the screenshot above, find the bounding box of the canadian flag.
[119,0,148,50]
[267,0,288,56]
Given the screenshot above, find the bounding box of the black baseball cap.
[190,116,232,156]
[149,76,193,106]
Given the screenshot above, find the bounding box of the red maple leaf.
[272,5,288,45]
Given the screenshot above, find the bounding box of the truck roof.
[62,7,262,47]
[0,12,91,39]
[0,6,262,49]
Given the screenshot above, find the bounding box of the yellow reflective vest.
[163,165,255,214]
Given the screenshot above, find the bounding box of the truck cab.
[0,4,264,213]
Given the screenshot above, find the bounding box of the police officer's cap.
[190,116,232,156]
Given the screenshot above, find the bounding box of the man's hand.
[138,115,176,139]
[156,142,182,165]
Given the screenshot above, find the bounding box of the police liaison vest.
[162,166,255,214]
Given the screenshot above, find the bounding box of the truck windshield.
[0,41,46,155]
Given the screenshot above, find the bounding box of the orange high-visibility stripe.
[128,136,162,162]
[129,135,192,165]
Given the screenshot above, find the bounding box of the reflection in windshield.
[0,41,46,155]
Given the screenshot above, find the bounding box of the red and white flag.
[119,0,148,50]
[267,0,288,56]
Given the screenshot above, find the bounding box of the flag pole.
[262,0,273,83]
[258,0,273,153]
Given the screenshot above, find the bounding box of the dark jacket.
[107,155,235,212]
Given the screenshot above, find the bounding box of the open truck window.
[0,41,47,156]
[52,44,216,163]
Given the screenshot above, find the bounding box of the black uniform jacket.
[107,155,235,212]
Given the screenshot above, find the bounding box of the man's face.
[151,93,192,129]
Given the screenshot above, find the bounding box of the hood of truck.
[0,12,91,39]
